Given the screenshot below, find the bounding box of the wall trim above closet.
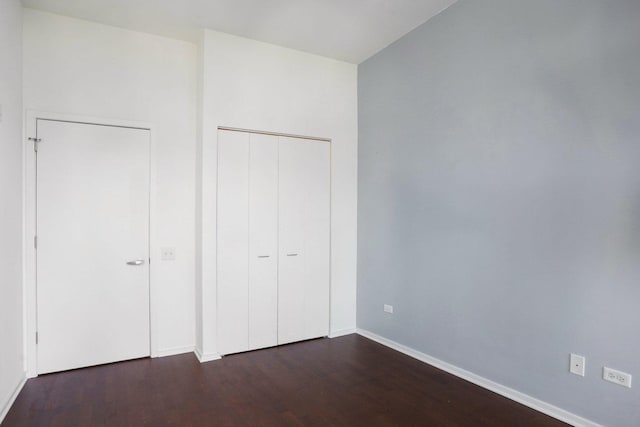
[218,126,331,143]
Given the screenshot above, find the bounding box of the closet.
[217,129,330,356]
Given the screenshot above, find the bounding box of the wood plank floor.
[3,334,567,426]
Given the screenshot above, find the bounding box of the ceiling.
[21,0,457,63]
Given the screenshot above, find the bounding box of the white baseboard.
[152,345,195,358]
[0,375,27,425]
[328,328,357,338]
[194,347,221,363]
[356,328,600,427]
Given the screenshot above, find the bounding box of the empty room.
[1,0,638,426]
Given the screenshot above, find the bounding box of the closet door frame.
[215,127,332,355]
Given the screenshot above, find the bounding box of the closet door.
[217,130,250,355]
[248,134,278,350]
[278,136,330,345]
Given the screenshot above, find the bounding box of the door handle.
[257,255,270,258]
[126,259,145,266]
[286,253,298,257]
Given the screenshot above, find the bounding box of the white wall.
[196,30,358,359]
[23,9,198,370]
[0,0,25,421]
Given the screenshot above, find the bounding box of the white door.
[248,133,278,351]
[217,130,250,355]
[278,136,330,345]
[36,119,150,374]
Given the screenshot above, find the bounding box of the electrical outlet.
[383,304,393,314]
[569,354,585,376]
[161,247,176,260]
[603,367,632,388]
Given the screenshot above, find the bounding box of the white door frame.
[23,110,159,377]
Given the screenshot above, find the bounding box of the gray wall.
[0,0,24,419]
[357,1,640,425]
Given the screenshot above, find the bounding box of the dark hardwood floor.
[3,334,567,426]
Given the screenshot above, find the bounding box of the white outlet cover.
[383,304,393,314]
[569,354,585,376]
[603,367,632,388]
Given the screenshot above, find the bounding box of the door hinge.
[34,235,38,249]
[36,332,38,344]
[28,137,41,152]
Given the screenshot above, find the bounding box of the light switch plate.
[161,247,176,260]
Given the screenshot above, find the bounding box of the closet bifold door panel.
[278,136,330,345]
[217,130,250,355]
[217,129,330,356]
[248,134,279,351]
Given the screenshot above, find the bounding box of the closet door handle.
[257,255,270,258]
[286,253,298,257]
